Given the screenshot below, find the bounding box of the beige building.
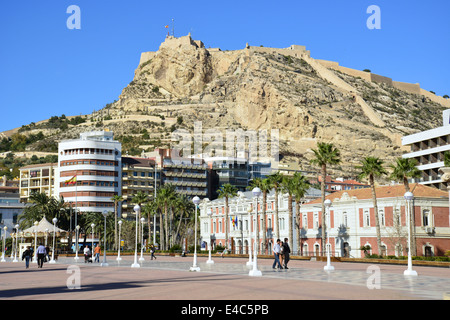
[19,163,57,202]
[121,156,161,216]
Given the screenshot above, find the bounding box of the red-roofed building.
[299,184,450,258]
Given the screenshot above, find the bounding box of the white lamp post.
[206,210,214,264]
[404,192,418,276]
[190,196,201,272]
[246,206,253,266]
[117,220,122,261]
[74,225,80,261]
[131,205,141,268]
[249,187,262,277]
[139,217,145,261]
[1,226,7,262]
[323,199,334,271]
[50,218,58,264]
[45,228,49,246]
[32,221,38,263]
[12,225,19,263]
[90,223,95,257]
[101,210,109,267]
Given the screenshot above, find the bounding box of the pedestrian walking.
[84,245,92,263]
[282,238,291,269]
[94,244,101,263]
[272,239,283,269]
[150,245,157,260]
[279,240,284,267]
[22,246,32,269]
[36,243,47,268]
[45,245,50,262]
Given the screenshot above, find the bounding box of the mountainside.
[3,34,448,180]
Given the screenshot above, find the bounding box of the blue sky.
[0,1,449,133]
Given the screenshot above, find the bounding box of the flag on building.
[65,175,77,185]
[165,25,169,28]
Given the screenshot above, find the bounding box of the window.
[342,212,348,227]
[364,210,370,227]
[379,210,385,226]
[303,214,307,229]
[313,213,319,229]
[422,210,431,227]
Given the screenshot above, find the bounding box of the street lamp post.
[246,206,253,266]
[249,187,262,277]
[139,217,145,261]
[1,226,7,262]
[32,221,38,263]
[206,210,214,264]
[12,225,19,263]
[131,205,141,268]
[90,223,95,256]
[50,218,58,264]
[101,211,109,267]
[190,196,201,272]
[74,225,80,261]
[117,220,122,261]
[404,192,418,276]
[323,199,334,271]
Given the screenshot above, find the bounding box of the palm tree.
[217,183,238,251]
[19,193,66,229]
[248,178,271,254]
[281,174,295,248]
[291,172,311,255]
[141,201,158,246]
[390,157,421,192]
[267,172,283,240]
[174,195,194,246]
[310,142,341,254]
[132,191,149,244]
[157,184,177,250]
[390,157,421,256]
[111,195,123,250]
[357,156,387,256]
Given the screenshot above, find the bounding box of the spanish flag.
[65,175,77,185]
[165,25,169,28]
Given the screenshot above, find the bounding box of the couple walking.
[272,238,290,270]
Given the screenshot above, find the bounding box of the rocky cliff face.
[9,34,447,179]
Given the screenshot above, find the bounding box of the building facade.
[56,131,122,213]
[19,163,57,202]
[199,184,450,258]
[300,184,450,258]
[402,109,450,190]
[199,188,322,254]
[121,156,161,216]
[0,185,27,239]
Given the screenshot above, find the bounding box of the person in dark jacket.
[282,238,291,269]
[22,246,32,269]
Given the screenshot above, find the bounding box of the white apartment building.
[402,109,450,190]
[56,131,122,213]
[19,163,57,202]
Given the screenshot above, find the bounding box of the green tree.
[267,172,284,240]
[357,157,387,256]
[310,142,341,254]
[389,157,421,256]
[157,184,177,250]
[289,172,311,255]
[217,183,238,251]
[132,191,149,244]
[111,195,123,250]
[248,177,272,254]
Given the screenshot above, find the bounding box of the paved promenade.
[0,254,449,301]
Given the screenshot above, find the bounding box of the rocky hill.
[3,34,448,180]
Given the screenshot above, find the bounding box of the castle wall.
[392,81,421,95]
[370,73,393,86]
